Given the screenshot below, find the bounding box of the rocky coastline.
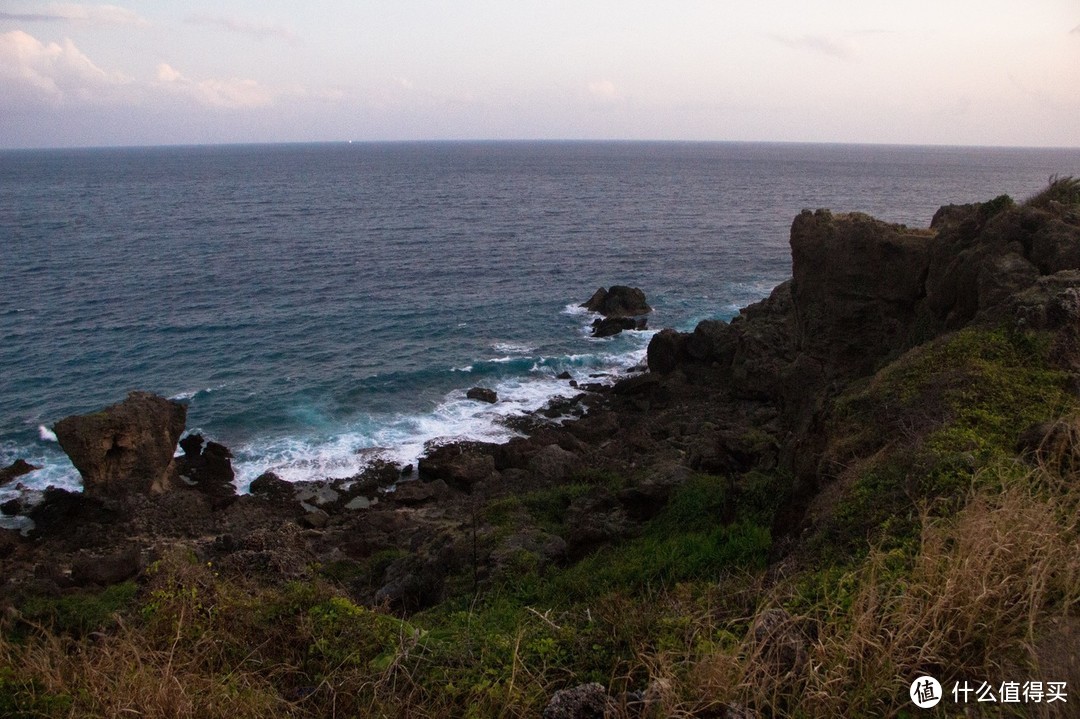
[3,179,1080,717]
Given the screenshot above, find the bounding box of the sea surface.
[3,141,1079,517]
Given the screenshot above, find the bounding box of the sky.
[1,1,1078,149]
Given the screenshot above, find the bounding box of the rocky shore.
[3,179,1080,717]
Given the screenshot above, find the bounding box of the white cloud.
[155,63,277,109]
[588,79,620,101]
[0,3,148,26]
[772,33,853,60]
[0,29,131,106]
[185,13,298,44]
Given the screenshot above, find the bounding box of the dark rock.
[789,210,934,380]
[0,459,40,487]
[647,328,687,374]
[527,444,579,482]
[564,490,631,556]
[491,529,567,574]
[610,373,661,396]
[466,387,498,404]
[1,498,22,515]
[418,441,498,492]
[249,472,293,502]
[580,286,652,317]
[392,479,446,506]
[53,391,187,498]
[175,435,237,505]
[71,548,141,586]
[556,371,573,380]
[591,316,647,337]
[26,487,118,537]
[374,553,449,611]
[178,433,203,459]
[543,682,613,719]
[299,509,330,529]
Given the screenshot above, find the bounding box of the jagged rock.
[249,472,293,502]
[528,444,579,482]
[564,489,630,556]
[543,683,613,719]
[26,487,118,537]
[53,391,187,498]
[580,286,652,318]
[71,547,141,586]
[392,479,447,506]
[790,210,935,379]
[418,441,498,491]
[175,435,237,505]
[299,509,330,529]
[647,328,687,374]
[591,316,647,337]
[0,459,39,487]
[466,387,498,403]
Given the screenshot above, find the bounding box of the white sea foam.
[490,342,537,354]
[229,342,648,491]
[561,302,595,317]
[169,385,224,402]
[37,425,57,442]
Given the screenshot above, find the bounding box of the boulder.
[466,387,498,404]
[26,487,118,537]
[527,444,579,482]
[0,459,39,487]
[591,316,647,337]
[543,683,613,719]
[580,286,651,318]
[53,391,187,498]
[418,441,498,492]
[646,328,687,374]
[249,472,294,502]
[175,434,237,505]
[71,548,141,586]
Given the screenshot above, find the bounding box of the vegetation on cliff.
[2,179,1080,718]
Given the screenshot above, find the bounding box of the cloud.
[185,13,298,44]
[0,4,147,26]
[588,79,620,101]
[1072,23,1080,34]
[0,29,131,106]
[772,33,853,60]
[155,63,279,109]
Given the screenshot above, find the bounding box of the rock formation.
[0,459,39,487]
[580,285,652,318]
[53,391,187,498]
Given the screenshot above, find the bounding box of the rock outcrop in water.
[53,391,187,498]
[582,285,651,336]
[581,285,652,318]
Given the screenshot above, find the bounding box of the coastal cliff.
[2,178,1079,718]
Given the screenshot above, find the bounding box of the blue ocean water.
[2,141,1079,509]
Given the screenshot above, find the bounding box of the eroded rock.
[53,391,186,498]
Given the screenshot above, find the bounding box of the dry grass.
[627,446,1080,718]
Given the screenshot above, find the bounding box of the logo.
[911,676,942,708]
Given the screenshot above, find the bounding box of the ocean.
[3,141,1079,518]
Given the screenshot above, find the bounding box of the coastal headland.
[2,179,1079,717]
